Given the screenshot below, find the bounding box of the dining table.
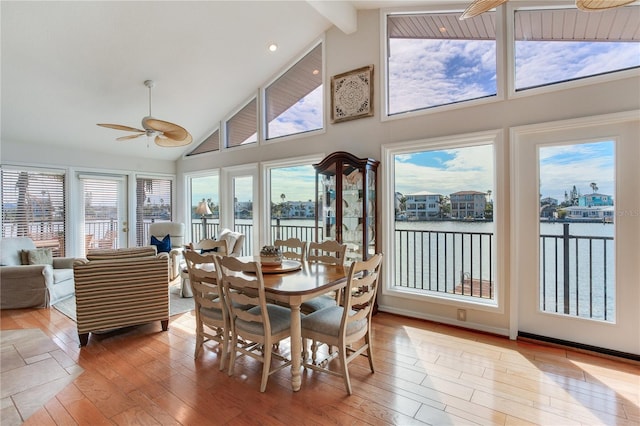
[238,256,347,392]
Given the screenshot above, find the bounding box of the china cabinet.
[314,151,379,263]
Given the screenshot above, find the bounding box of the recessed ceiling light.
[268,43,278,52]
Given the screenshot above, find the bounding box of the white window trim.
[381,129,506,314]
[260,154,324,245]
[261,37,326,145]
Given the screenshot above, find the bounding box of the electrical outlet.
[457,309,467,321]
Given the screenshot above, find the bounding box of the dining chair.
[274,237,307,262]
[301,253,383,395]
[214,255,292,392]
[189,238,229,255]
[301,240,348,315]
[183,250,229,369]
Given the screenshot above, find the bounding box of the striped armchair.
[73,246,170,347]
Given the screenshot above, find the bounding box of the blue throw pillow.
[151,234,171,253]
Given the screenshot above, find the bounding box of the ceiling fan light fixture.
[576,0,636,10]
[459,0,508,20]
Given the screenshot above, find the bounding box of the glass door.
[221,165,258,256]
[512,113,639,355]
[79,174,128,255]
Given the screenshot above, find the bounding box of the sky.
[539,141,615,202]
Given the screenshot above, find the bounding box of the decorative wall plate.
[331,65,374,123]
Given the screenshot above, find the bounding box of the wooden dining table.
[238,256,347,392]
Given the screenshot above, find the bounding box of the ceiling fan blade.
[576,0,636,10]
[116,133,144,141]
[459,0,508,20]
[97,123,145,133]
[144,118,189,139]
[155,132,193,148]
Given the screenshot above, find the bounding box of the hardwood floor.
[1,306,638,425]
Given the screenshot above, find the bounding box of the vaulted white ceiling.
[1,0,425,162]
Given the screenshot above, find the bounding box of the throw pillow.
[27,248,53,265]
[151,234,172,253]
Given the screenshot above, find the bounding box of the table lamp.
[195,200,212,239]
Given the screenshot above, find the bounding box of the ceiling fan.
[460,0,636,20]
[98,80,192,147]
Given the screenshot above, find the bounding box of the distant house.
[405,191,441,219]
[579,193,614,207]
[564,205,615,221]
[450,191,486,219]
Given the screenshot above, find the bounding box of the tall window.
[390,141,496,304]
[386,12,497,116]
[135,177,172,246]
[265,43,323,140]
[1,167,66,256]
[538,141,615,321]
[267,163,317,243]
[190,174,219,241]
[514,7,640,91]
[226,98,257,148]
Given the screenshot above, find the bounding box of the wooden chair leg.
[339,347,352,395]
[260,342,272,392]
[161,319,169,331]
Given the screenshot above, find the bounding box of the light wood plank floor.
[1,306,638,425]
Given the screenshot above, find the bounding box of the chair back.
[340,253,383,340]
[184,250,226,324]
[274,237,307,262]
[149,222,185,249]
[218,228,245,257]
[214,256,271,339]
[308,240,347,265]
[189,238,228,256]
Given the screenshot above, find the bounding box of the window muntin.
[386,12,497,116]
[266,44,323,140]
[392,143,496,303]
[1,167,67,256]
[226,98,257,148]
[135,177,172,246]
[514,7,640,91]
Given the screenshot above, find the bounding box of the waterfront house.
[449,191,487,219]
[579,192,614,207]
[404,191,442,219]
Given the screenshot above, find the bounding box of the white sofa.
[0,237,77,309]
[148,221,185,281]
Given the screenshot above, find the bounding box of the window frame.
[505,2,640,99]
[223,94,259,150]
[260,154,324,246]
[261,39,326,144]
[381,129,506,313]
[380,5,506,122]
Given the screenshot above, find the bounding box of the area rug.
[53,285,194,321]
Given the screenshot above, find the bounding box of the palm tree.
[590,182,598,193]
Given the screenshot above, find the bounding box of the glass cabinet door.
[315,151,379,263]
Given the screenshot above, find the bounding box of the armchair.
[0,237,77,309]
[73,246,169,346]
[149,221,185,280]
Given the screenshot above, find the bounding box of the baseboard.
[377,304,510,337]
[517,331,640,364]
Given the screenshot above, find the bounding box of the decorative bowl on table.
[260,245,282,266]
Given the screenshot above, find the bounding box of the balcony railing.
[395,229,494,300]
[540,223,614,321]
